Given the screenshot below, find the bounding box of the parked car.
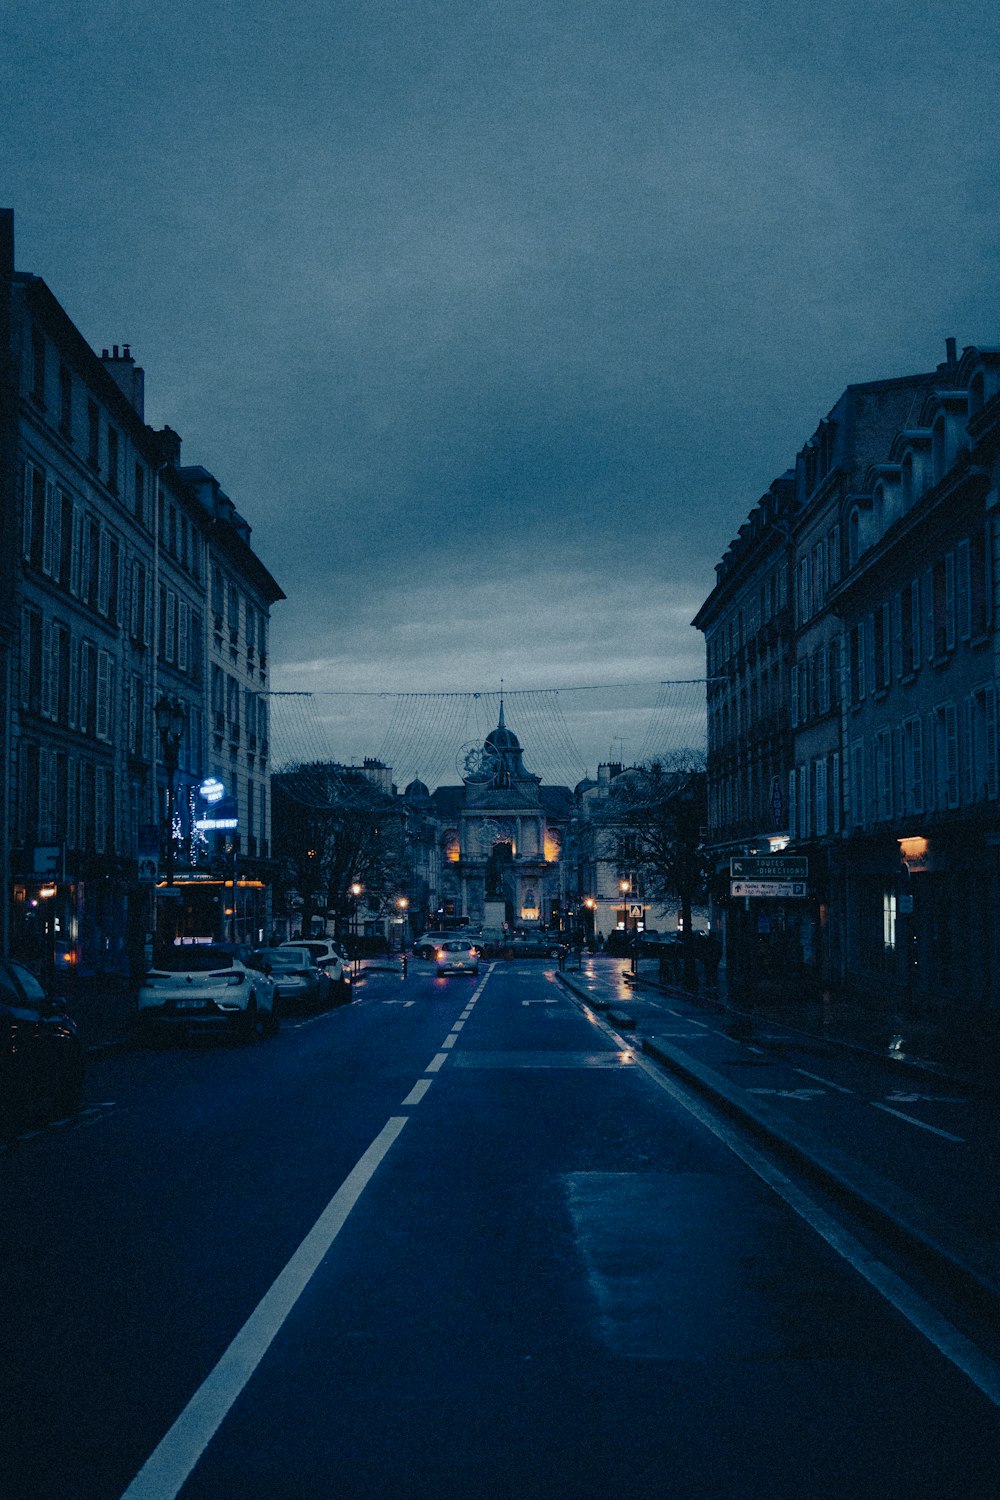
[137,945,278,1041]
[435,939,481,977]
[0,957,85,1136]
[278,939,352,999]
[502,934,567,959]
[256,946,336,1013]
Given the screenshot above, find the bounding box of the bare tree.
[272,764,407,938]
[606,756,709,989]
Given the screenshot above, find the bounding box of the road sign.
[629,903,643,917]
[730,855,808,880]
[731,880,808,899]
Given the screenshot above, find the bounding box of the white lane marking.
[441,1034,458,1049]
[522,998,558,1006]
[871,1102,965,1143]
[119,1117,409,1500]
[401,1079,432,1106]
[747,1087,826,1101]
[795,1068,855,1094]
[451,1020,466,1032]
[426,1053,449,1072]
[887,1091,967,1105]
[574,999,1000,1409]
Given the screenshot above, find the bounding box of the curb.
[640,1034,1000,1312]
[556,970,1000,1313]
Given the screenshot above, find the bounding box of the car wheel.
[240,996,265,1042]
[549,947,563,958]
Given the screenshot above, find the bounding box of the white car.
[279,939,352,999]
[137,944,278,1041]
[435,939,481,977]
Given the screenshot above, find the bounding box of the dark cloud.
[5,0,1000,776]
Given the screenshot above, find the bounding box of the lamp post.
[619,877,638,974]
[395,895,409,953]
[154,695,186,888]
[583,896,597,949]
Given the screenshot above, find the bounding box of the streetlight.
[155,695,186,887]
[582,896,597,949]
[349,883,363,973]
[395,896,409,953]
[619,877,638,974]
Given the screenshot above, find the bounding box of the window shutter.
[788,768,797,838]
[178,601,189,671]
[910,578,921,671]
[790,663,799,726]
[96,651,111,740]
[964,696,975,803]
[70,507,82,596]
[98,531,110,615]
[892,593,903,679]
[68,635,79,730]
[926,568,935,661]
[986,686,998,800]
[957,539,972,642]
[165,588,177,663]
[944,551,956,651]
[41,617,54,719]
[832,751,841,833]
[815,757,828,836]
[865,615,876,697]
[22,463,33,560]
[95,768,106,854]
[945,702,959,808]
[66,757,77,850]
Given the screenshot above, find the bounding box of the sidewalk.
[585,955,1000,1092]
[558,956,1000,1314]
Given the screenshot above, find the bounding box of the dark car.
[0,957,85,1136]
[503,934,567,959]
[256,946,335,1013]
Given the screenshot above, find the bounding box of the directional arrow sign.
[730,855,808,879]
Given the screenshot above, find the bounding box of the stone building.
[0,210,283,989]
[407,706,574,934]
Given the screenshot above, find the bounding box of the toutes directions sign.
[730,855,808,880]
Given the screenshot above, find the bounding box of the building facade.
[1,211,284,991]
[695,340,1000,1022]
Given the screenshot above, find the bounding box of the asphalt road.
[3,959,1000,1499]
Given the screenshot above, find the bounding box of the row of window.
[707,568,790,674]
[846,532,991,706]
[19,744,117,855]
[786,687,998,839]
[209,666,269,746]
[23,461,206,669]
[210,564,268,659]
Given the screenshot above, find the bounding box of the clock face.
[457,741,501,783]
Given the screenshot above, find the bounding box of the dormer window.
[848,507,861,569]
[932,415,947,484]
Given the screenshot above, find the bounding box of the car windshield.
[261,949,311,968]
[153,947,236,972]
[442,941,470,952]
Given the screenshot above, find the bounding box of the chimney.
[154,425,181,466]
[100,343,145,418]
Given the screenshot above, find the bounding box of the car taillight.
[436,949,445,960]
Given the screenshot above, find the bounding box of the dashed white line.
[426,1053,449,1072]
[871,1102,965,1143]
[450,1020,466,1032]
[441,1034,458,1049]
[401,1079,433,1106]
[119,1116,409,1500]
[795,1068,854,1094]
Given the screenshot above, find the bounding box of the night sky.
[5,0,1000,777]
